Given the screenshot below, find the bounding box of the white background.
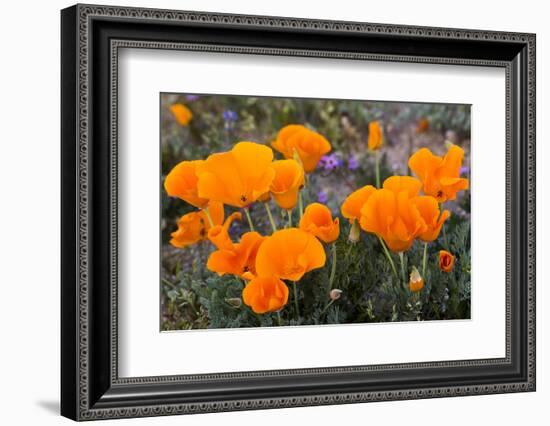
[119,49,505,377]
[0,0,547,425]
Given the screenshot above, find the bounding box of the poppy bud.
[439,250,455,272]
[409,267,424,292]
[348,220,361,243]
[330,289,343,301]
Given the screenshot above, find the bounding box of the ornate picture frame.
[61,4,535,421]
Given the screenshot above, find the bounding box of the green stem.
[298,191,304,219]
[375,151,381,188]
[244,208,255,232]
[264,202,277,232]
[422,242,428,277]
[320,299,335,316]
[203,207,214,227]
[399,252,407,288]
[328,243,337,290]
[276,311,283,326]
[287,210,293,228]
[378,237,398,277]
[292,281,300,317]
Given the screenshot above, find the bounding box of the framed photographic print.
[61,4,536,421]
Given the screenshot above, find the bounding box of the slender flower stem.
[298,191,304,219]
[378,237,398,277]
[375,151,381,188]
[244,208,255,232]
[399,252,407,287]
[422,242,428,277]
[328,243,337,290]
[203,207,214,227]
[292,281,300,317]
[320,299,335,316]
[264,202,277,232]
[276,311,283,326]
[287,210,293,228]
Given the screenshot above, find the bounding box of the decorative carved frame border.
[62,3,536,421]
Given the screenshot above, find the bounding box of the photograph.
[160,93,471,330]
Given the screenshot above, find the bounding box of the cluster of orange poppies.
[341,142,468,291]
[165,124,339,314]
[165,109,469,315]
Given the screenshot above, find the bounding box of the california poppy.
[197,142,275,208]
[368,121,384,150]
[270,159,305,210]
[242,276,289,314]
[439,250,455,272]
[409,267,425,292]
[359,181,427,252]
[255,228,326,281]
[416,117,429,133]
[170,103,193,126]
[164,160,208,208]
[207,231,266,278]
[408,144,469,202]
[341,185,376,223]
[169,201,224,248]
[271,124,331,172]
[299,203,340,243]
[413,196,451,242]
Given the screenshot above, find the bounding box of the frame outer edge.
[65,4,536,420]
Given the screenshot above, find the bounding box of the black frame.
[61,4,536,421]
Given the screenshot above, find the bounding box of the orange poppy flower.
[255,228,326,281]
[413,196,451,242]
[242,276,289,314]
[207,231,266,278]
[439,250,455,272]
[208,212,242,251]
[299,203,340,243]
[341,185,376,223]
[368,121,384,150]
[197,142,275,208]
[271,124,331,172]
[359,186,427,252]
[164,160,208,208]
[270,159,305,210]
[169,201,224,248]
[408,144,469,202]
[416,117,429,133]
[409,267,425,292]
[170,103,193,126]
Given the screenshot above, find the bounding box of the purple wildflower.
[460,166,470,176]
[348,154,360,170]
[223,109,238,123]
[319,153,342,171]
[317,190,329,204]
[185,94,199,101]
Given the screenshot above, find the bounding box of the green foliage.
[161,218,471,330]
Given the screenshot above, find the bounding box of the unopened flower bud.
[348,220,361,243]
[330,289,343,300]
[408,267,424,293]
